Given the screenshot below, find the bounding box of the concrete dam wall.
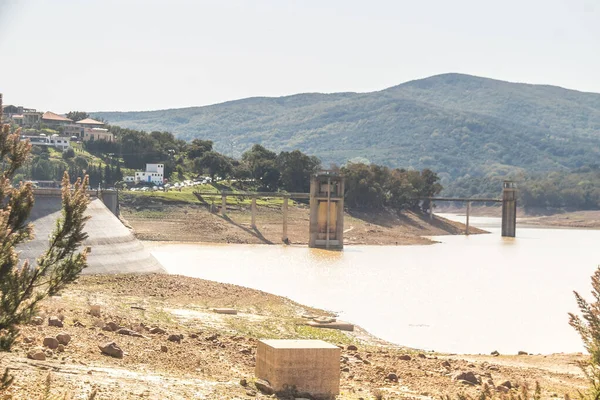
[18,193,165,274]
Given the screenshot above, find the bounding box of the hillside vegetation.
[93,73,600,184]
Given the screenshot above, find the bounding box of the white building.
[135,163,164,185]
[21,135,71,150]
[124,176,135,183]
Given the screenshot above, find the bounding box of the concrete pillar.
[501,181,517,237]
[308,176,319,248]
[282,197,289,243]
[429,200,434,220]
[221,194,227,216]
[326,177,331,249]
[466,201,471,235]
[251,196,257,228]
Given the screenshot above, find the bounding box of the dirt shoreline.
[120,197,486,246]
[1,274,588,399]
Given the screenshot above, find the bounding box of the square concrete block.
[255,339,340,398]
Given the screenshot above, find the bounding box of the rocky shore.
[1,274,586,399]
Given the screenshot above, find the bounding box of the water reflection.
[151,215,599,354]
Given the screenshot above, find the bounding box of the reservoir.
[151,215,599,355]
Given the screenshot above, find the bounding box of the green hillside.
[93,73,600,183]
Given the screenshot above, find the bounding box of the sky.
[1,0,599,113]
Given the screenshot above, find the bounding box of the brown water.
[151,215,600,354]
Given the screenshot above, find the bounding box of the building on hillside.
[2,106,42,126]
[11,115,24,125]
[20,134,71,150]
[22,110,42,126]
[75,118,105,129]
[42,111,72,128]
[134,163,164,185]
[83,127,114,142]
[124,176,135,183]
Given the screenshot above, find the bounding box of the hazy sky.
[1,0,599,112]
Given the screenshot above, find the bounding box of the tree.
[62,147,75,160]
[276,150,321,193]
[195,151,232,181]
[187,139,213,159]
[0,95,90,362]
[242,145,280,191]
[66,111,89,122]
[570,266,600,399]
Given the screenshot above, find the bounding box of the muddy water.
[151,215,599,354]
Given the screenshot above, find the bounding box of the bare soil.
[1,275,588,399]
[120,198,485,246]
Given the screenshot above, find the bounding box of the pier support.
[501,181,517,237]
[466,201,471,235]
[282,197,288,243]
[221,194,227,216]
[251,196,257,228]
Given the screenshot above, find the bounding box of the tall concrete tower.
[309,172,345,249]
[501,181,517,237]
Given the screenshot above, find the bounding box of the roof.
[12,115,24,118]
[75,118,104,125]
[42,111,72,122]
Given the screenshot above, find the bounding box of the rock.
[102,322,120,332]
[441,360,451,368]
[417,353,426,358]
[117,328,143,338]
[56,333,71,345]
[491,350,500,356]
[387,373,398,382]
[43,337,59,349]
[240,378,247,387]
[23,336,35,344]
[453,371,479,385]
[89,305,102,317]
[398,355,411,361]
[206,334,219,341]
[149,327,166,334]
[347,345,358,351]
[517,351,528,355]
[48,316,63,327]
[168,334,182,343]
[32,316,44,325]
[341,367,350,372]
[254,379,274,395]
[73,320,86,328]
[314,316,336,323]
[99,342,123,358]
[57,344,65,353]
[499,380,512,389]
[160,345,168,353]
[190,333,198,339]
[459,379,475,386]
[488,365,499,371]
[27,349,46,361]
[496,385,509,393]
[245,389,257,396]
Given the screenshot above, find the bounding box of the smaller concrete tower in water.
[309,171,345,249]
[501,180,517,237]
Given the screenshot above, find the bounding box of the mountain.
[93,73,600,182]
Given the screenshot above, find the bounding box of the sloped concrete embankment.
[18,196,164,274]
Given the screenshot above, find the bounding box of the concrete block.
[307,320,354,332]
[212,308,237,315]
[255,339,340,399]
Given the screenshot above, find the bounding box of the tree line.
[444,165,600,211]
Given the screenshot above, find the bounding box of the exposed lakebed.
[150,215,600,354]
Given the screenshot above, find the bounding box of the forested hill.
[93,73,600,182]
